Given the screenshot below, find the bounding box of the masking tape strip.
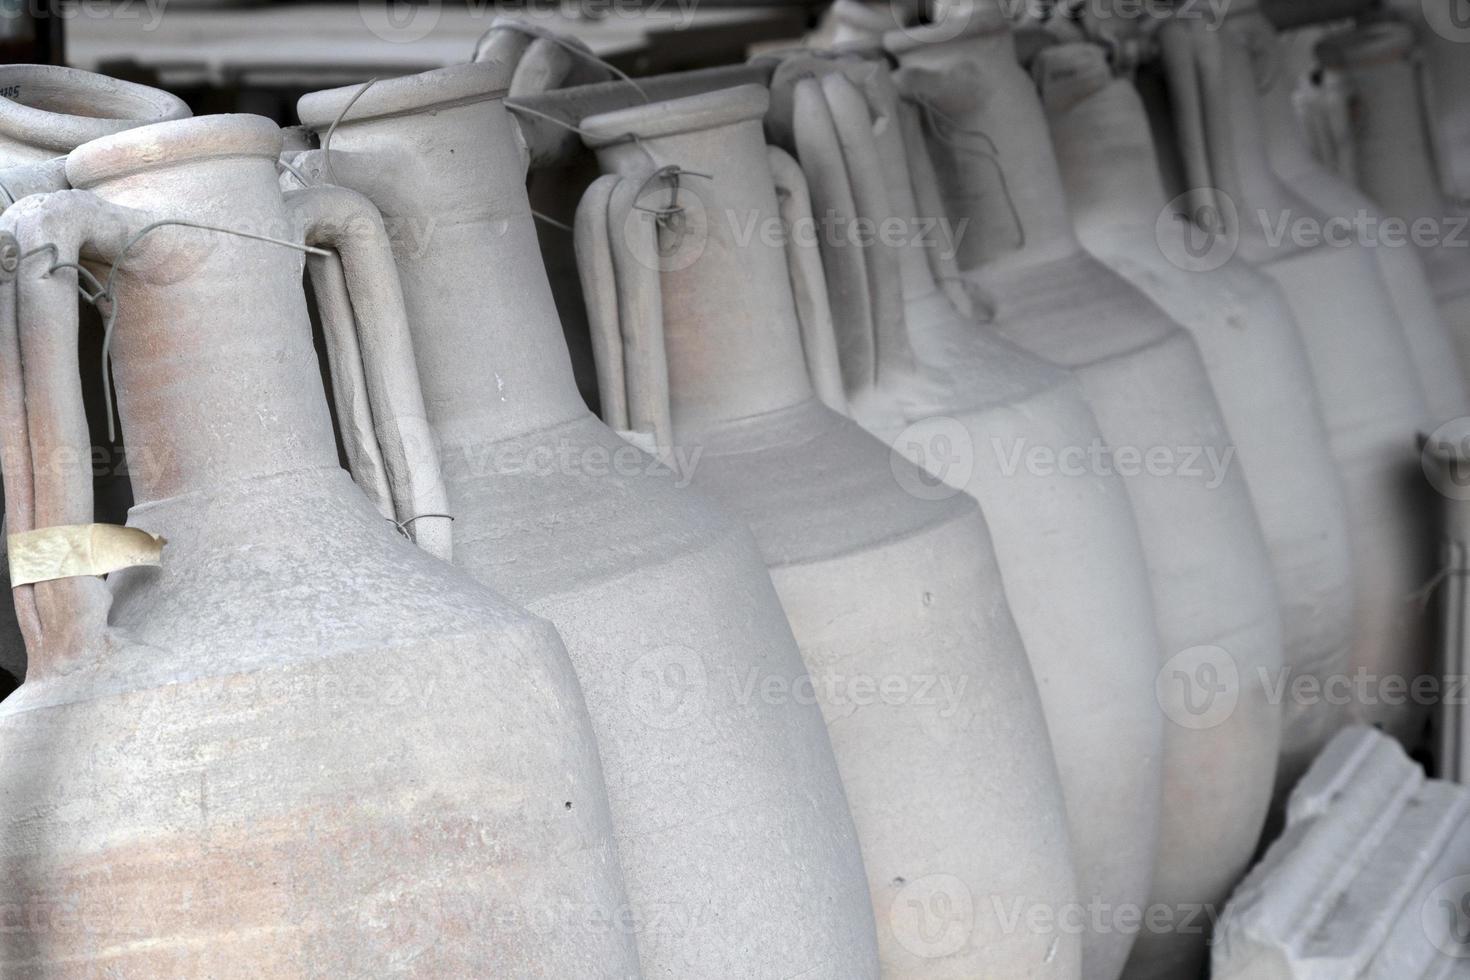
[8,524,164,587]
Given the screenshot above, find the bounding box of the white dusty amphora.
[575,83,1082,979]
[1249,17,1470,425]
[883,12,1285,979]
[0,113,642,976]
[1314,21,1470,394]
[1161,10,1439,746]
[766,54,1163,980]
[0,64,189,696]
[1038,42,1355,792]
[295,63,879,979]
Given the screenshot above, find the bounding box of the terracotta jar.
[1252,18,1470,426]
[1161,11,1438,747]
[576,83,1081,978]
[767,54,1162,980]
[0,114,641,975]
[1039,42,1355,793]
[0,65,189,696]
[1315,21,1470,393]
[884,13,1285,979]
[295,63,878,979]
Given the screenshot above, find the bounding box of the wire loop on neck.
[19,219,330,444]
[474,19,649,103]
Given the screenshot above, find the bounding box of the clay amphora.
[1314,22,1470,393]
[0,65,189,695]
[575,83,1081,979]
[0,113,642,975]
[1251,19,1470,425]
[884,12,1285,978]
[1161,10,1439,747]
[295,63,878,979]
[1388,0,1470,204]
[1039,42,1355,793]
[766,54,1162,980]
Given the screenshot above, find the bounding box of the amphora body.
[0,114,640,977]
[768,54,1162,980]
[1254,20,1470,424]
[576,83,1081,979]
[1040,42,1354,790]
[885,13,1285,978]
[1162,10,1439,744]
[296,63,878,979]
[1315,22,1470,393]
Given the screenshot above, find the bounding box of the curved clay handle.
[574,173,632,432]
[279,161,392,523]
[1159,19,1230,239]
[819,71,914,381]
[604,174,674,458]
[284,183,452,562]
[472,18,536,70]
[0,158,68,211]
[0,190,160,674]
[892,97,973,318]
[791,74,877,393]
[766,145,849,415]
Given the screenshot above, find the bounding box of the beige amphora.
[575,82,1082,979]
[0,113,641,976]
[1161,10,1439,748]
[1039,42,1355,797]
[294,62,879,980]
[766,53,1163,980]
[884,11,1286,978]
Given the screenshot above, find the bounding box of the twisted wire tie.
[904,94,1026,251]
[473,19,650,104]
[390,513,454,539]
[21,221,329,443]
